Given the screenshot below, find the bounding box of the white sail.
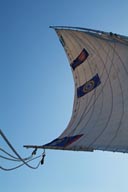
[24,26,128,154]
[42,26,128,153]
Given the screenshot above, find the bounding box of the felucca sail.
[26,27,128,153]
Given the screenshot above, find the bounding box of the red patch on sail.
[71,48,89,70]
[44,134,83,148]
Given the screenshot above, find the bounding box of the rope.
[0,148,34,161]
[0,148,19,159]
[0,155,41,171]
[0,129,46,170]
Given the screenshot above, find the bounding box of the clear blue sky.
[1,0,128,191]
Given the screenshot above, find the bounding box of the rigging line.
[0,154,41,171]
[0,155,22,161]
[0,148,19,159]
[0,147,34,161]
[0,153,33,162]
[0,129,41,169]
